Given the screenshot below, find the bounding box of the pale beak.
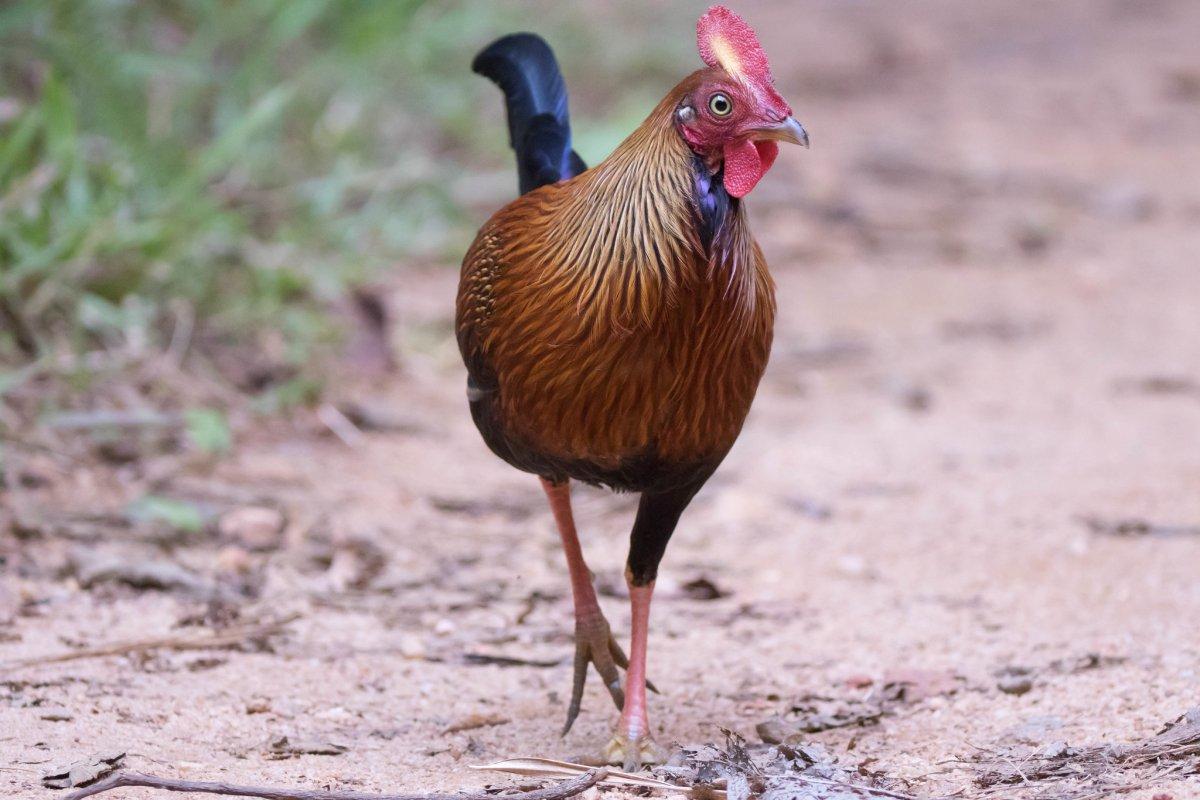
[751,116,810,148]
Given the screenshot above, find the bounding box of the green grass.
[0,1,689,399]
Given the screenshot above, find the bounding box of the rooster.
[457,6,807,769]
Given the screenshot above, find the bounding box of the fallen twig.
[1,613,299,671]
[63,767,608,800]
[462,652,563,668]
[317,403,365,447]
[443,713,510,734]
[473,758,678,791]
[1077,514,1200,538]
[41,409,181,431]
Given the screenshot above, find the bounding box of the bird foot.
[562,614,626,734]
[602,731,662,772]
[561,613,660,735]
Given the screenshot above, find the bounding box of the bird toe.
[602,732,661,772]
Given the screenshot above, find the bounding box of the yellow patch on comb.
[708,35,743,78]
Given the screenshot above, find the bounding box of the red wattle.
[722,140,780,197]
[755,140,779,173]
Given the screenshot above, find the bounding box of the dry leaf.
[74,553,214,596]
[42,752,125,789]
[878,667,964,703]
[267,735,348,758]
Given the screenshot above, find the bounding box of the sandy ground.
[3,1,1200,798]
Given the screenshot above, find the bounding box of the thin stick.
[64,768,608,800]
[41,409,180,431]
[1,614,300,671]
[775,776,923,800]
[317,403,365,447]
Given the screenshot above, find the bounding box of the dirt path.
[3,1,1200,798]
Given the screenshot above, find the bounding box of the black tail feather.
[472,33,586,195]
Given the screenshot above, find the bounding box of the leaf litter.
[758,669,966,741]
[474,731,925,800]
[659,729,920,800]
[965,706,1200,799]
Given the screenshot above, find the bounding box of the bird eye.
[708,92,733,117]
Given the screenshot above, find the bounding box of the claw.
[605,677,626,710]
[562,640,589,736]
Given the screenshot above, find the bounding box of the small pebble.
[399,635,427,659]
[755,717,794,744]
[216,545,254,575]
[219,506,285,551]
[998,674,1034,695]
[246,698,272,714]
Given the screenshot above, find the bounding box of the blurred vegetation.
[0,0,688,410]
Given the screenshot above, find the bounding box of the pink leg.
[540,478,627,734]
[542,478,603,626]
[620,581,654,739]
[603,577,661,770]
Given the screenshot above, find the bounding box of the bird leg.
[602,577,661,771]
[540,478,627,735]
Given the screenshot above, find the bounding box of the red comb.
[696,5,790,115]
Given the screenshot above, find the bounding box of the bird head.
[675,5,808,198]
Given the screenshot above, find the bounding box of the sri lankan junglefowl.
[456,5,807,769]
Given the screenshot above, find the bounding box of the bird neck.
[589,90,749,257]
[535,90,761,332]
